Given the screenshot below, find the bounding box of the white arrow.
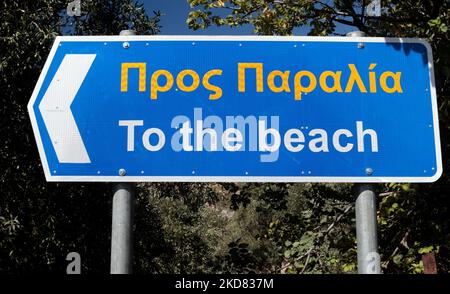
[39,54,96,163]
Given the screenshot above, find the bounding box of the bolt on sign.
[28,36,442,182]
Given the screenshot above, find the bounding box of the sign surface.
[28,36,442,182]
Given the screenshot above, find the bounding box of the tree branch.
[332,17,359,27]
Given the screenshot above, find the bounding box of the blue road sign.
[28,36,441,182]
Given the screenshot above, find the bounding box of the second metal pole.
[346,30,381,274]
[355,184,380,274]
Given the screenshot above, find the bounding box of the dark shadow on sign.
[382,38,430,67]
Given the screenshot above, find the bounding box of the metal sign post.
[346,31,381,274]
[355,183,380,273]
[110,29,136,274]
[111,182,134,274]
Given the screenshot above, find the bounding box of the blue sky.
[143,0,254,35]
[143,0,355,35]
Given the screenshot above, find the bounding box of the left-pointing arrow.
[39,54,96,163]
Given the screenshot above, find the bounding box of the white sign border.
[27,35,442,183]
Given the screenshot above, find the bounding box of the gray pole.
[355,184,380,274]
[110,29,137,274]
[347,30,381,274]
[111,182,134,274]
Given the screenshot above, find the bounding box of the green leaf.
[284,250,291,258]
[418,246,434,254]
[393,254,403,265]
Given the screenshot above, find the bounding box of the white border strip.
[27,36,442,183]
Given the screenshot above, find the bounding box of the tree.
[0,0,160,273]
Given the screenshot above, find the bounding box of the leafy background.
[1,0,449,273]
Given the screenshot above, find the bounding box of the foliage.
[134,183,226,273]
